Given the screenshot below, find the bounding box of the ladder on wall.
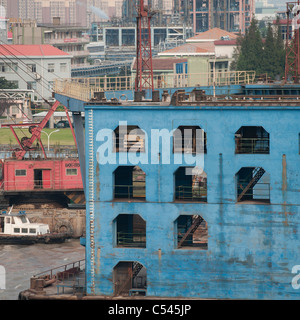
[237,167,265,202]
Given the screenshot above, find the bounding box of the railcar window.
[66,168,78,175]
[15,169,26,176]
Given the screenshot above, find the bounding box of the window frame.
[48,63,55,73]
[15,169,27,177]
[66,168,78,176]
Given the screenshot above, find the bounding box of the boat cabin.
[0,211,50,236]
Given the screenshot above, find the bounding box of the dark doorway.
[113,261,146,297]
[0,217,4,233]
[34,169,43,189]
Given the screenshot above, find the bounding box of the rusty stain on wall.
[282,154,288,226]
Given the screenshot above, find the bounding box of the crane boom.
[2,100,76,160]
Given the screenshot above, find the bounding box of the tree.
[236,18,264,74]
[230,32,243,71]
[262,23,278,78]
[274,17,286,79]
[258,20,267,38]
[233,17,286,80]
[0,77,18,89]
[0,78,19,118]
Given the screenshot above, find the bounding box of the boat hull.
[0,233,71,245]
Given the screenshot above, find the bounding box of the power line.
[0,54,50,105]
[0,40,65,81]
[0,44,55,93]
[0,46,55,105]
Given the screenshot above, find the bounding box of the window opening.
[235,126,269,154]
[175,167,207,202]
[176,214,208,249]
[236,167,270,203]
[173,126,206,154]
[115,214,146,248]
[114,166,146,200]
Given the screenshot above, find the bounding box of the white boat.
[0,208,70,244]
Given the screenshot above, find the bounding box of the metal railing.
[175,185,207,202]
[44,38,90,45]
[173,136,207,154]
[235,138,270,154]
[237,181,270,202]
[0,145,78,159]
[34,259,85,280]
[54,71,256,102]
[32,259,86,296]
[116,232,146,248]
[177,235,208,248]
[114,185,146,200]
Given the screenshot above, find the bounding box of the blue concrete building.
[55,85,300,300]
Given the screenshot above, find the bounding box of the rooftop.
[0,45,70,57]
[214,40,237,45]
[132,57,188,71]
[158,42,215,56]
[187,28,239,42]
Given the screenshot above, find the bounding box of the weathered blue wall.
[81,103,300,299]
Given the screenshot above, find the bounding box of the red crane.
[285,1,300,83]
[2,101,77,160]
[134,0,155,94]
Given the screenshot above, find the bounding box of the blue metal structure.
[55,84,300,299]
[71,61,132,78]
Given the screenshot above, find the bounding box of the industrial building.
[11,0,300,302]
[187,0,255,33]
[53,78,300,299]
[120,0,255,34]
[51,1,300,297]
[11,18,90,67]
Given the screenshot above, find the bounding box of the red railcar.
[0,158,84,208]
[0,100,85,208]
